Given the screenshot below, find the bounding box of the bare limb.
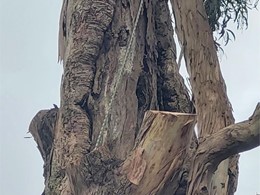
[188,103,260,195]
[202,103,260,160]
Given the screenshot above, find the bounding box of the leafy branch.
[204,0,258,47]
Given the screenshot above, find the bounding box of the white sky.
[0,0,259,194]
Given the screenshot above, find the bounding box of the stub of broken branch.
[29,107,58,194]
[122,110,196,194]
[29,109,57,160]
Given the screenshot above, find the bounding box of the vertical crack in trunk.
[153,1,197,194]
[155,0,191,114]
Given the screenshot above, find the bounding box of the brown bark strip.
[155,0,192,114]
[170,0,238,194]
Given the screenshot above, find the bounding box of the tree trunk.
[29,0,260,194]
[32,0,193,194]
[170,1,238,194]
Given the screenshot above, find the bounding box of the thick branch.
[202,103,260,161]
[188,103,260,195]
[154,0,192,113]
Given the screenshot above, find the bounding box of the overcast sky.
[0,0,259,194]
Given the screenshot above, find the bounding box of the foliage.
[204,0,258,47]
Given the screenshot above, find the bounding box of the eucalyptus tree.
[30,0,259,194]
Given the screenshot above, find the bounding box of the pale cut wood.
[122,110,196,194]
